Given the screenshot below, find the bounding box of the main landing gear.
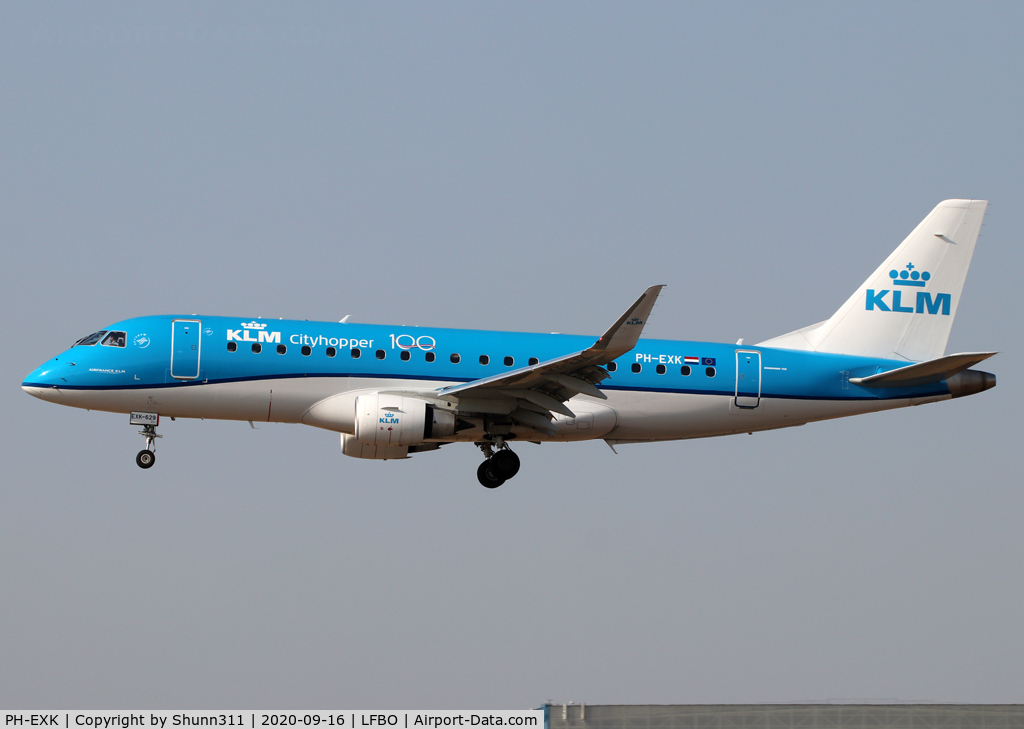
[136,424,161,469]
[476,439,521,489]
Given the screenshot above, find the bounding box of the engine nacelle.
[341,433,408,460]
[353,393,457,446]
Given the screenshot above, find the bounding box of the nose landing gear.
[476,440,521,488]
[136,424,161,469]
[136,450,156,469]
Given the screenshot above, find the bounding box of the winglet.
[592,285,664,358]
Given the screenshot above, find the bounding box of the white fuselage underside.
[23,377,948,444]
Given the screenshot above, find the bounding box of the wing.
[424,285,664,434]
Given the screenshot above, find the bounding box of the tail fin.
[759,199,988,361]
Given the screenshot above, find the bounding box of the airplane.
[22,199,996,488]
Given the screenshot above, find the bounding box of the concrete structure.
[544,704,1024,729]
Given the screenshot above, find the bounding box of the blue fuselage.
[23,314,950,428]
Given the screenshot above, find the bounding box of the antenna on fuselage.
[340,315,352,323]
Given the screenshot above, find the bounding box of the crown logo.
[889,263,931,288]
[241,320,267,330]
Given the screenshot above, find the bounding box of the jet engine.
[353,393,457,447]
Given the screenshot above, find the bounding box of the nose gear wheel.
[136,423,162,469]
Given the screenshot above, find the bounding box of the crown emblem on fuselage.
[889,263,931,287]
[241,321,267,330]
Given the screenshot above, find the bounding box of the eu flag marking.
[702,357,716,366]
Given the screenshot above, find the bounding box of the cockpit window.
[74,331,108,347]
[100,331,127,347]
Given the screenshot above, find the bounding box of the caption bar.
[2,714,543,729]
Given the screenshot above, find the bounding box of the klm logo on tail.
[865,263,951,315]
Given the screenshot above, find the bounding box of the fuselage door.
[171,319,202,380]
[735,350,761,408]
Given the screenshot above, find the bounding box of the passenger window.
[656,364,666,375]
[301,345,312,356]
[706,366,716,377]
[277,344,287,355]
[100,331,126,347]
[400,350,411,361]
[607,362,617,372]
[631,363,642,373]
[351,348,361,359]
[528,357,539,366]
[450,353,461,363]
[425,352,436,363]
[376,349,386,360]
[75,331,107,347]
[479,355,489,365]
[252,343,262,354]
[227,342,237,352]
[681,365,691,376]
[504,356,514,367]
[326,347,337,357]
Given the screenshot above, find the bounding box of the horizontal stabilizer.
[850,351,997,388]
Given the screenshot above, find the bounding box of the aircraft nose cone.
[22,384,50,400]
[22,358,72,400]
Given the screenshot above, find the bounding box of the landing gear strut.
[136,424,161,469]
[476,439,521,488]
